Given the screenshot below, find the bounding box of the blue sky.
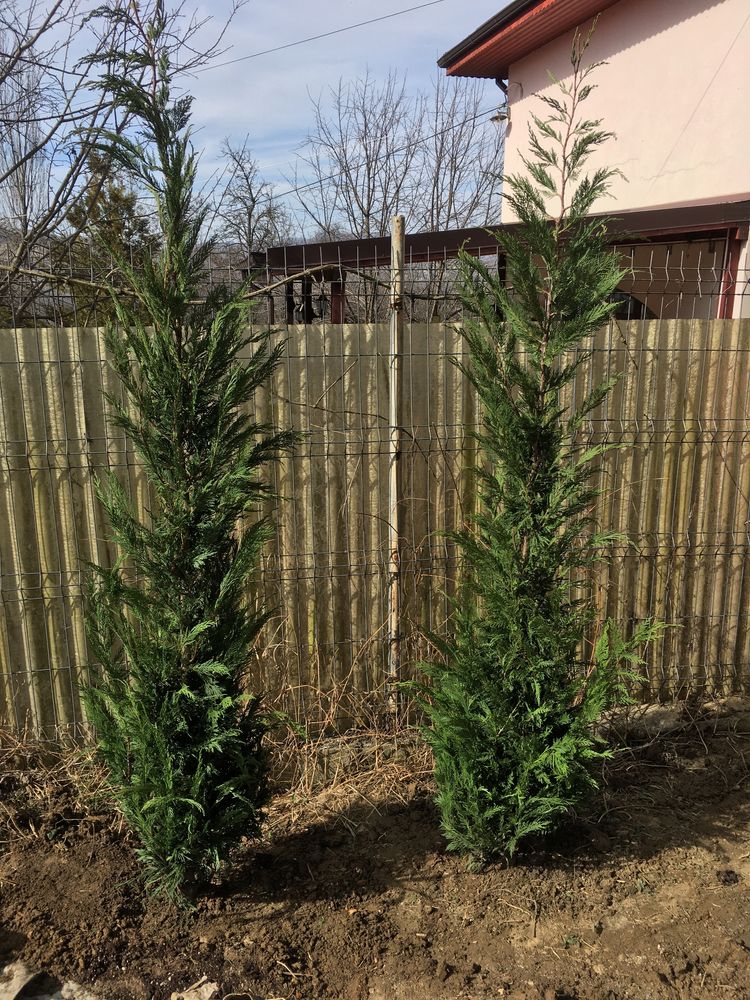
[185,0,504,187]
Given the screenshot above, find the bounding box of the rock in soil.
[0,962,98,1000]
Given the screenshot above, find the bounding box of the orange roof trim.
[443,0,620,78]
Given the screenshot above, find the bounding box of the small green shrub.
[83,8,294,899]
[418,31,664,863]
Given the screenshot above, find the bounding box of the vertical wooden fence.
[1,308,749,735]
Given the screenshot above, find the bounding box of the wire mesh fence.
[1,231,749,736]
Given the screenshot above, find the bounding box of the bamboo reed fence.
[1,246,749,736]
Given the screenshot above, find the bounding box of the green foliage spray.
[83,5,294,899]
[418,31,664,863]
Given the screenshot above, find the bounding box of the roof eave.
[437,0,538,70]
[438,0,621,79]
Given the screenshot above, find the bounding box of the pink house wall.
[502,0,750,218]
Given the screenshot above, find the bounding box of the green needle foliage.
[83,5,294,899]
[418,30,664,863]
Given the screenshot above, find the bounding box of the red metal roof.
[441,0,620,78]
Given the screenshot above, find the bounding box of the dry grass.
[0,681,433,856]
[263,678,433,837]
[5,687,747,861]
[0,727,117,854]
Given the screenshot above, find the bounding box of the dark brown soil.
[2,724,750,1000]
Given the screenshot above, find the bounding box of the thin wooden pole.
[330,272,346,323]
[387,214,405,716]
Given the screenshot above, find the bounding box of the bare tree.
[408,74,504,317]
[0,0,241,320]
[411,74,502,232]
[294,71,503,240]
[0,2,136,257]
[0,58,52,237]
[294,71,422,242]
[215,139,296,257]
[292,70,504,318]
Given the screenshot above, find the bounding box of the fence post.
[387,214,405,717]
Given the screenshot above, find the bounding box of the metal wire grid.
[0,236,749,735]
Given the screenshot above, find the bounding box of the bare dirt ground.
[1,709,750,1000]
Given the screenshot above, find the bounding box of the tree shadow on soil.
[511,725,750,881]
[217,727,750,914]
[218,788,445,909]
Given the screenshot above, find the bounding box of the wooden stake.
[387,214,405,716]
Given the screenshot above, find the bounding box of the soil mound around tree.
[1,719,750,1000]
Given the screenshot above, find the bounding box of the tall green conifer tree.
[83,3,294,898]
[419,31,663,862]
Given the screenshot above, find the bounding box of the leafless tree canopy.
[1,2,116,253]
[1,4,503,325]
[214,139,296,257]
[414,74,504,233]
[0,58,51,237]
[0,0,240,273]
[294,70,504,240]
